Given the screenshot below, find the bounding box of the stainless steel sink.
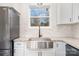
[27,38,53,50]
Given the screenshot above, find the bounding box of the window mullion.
[30,6,49,27]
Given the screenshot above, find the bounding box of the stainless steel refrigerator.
[0,6,20,56]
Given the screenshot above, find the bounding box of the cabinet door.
[73,3,79,22]
[26,50,38,56]
[42,49,55,56]
[54,42,66,56]
[14,42,25,56]
[57,3,73,24]
[25,43,38,56]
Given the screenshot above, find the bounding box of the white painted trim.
[28,4,51,29]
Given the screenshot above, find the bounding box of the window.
[30,6,49,27]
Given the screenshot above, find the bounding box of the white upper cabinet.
[57,3,73,24]
[57,3,79,25]
[73,3,79,23]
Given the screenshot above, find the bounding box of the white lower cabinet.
[28,51,38,56]
[54,41,66,56]
[14,41,66,56]
[25,50,38,56]
[14,41,26,56]
[25,49,54,56]
[42,49,55,56]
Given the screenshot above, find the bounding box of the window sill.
[29,26,51,29]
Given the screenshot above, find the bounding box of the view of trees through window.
[30,7,49,26]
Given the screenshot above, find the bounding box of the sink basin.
[27,38,53,50]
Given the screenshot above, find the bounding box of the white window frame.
[29,5,50,29]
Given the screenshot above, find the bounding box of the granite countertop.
[52,37,79,49]
[62,38,79,49]
[14,37,79,49]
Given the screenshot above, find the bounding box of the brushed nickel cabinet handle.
[14,49,16,53]
[56,44,58,47]
[38,51,42,56]
[70,18,72,22]
[78,16,79,20]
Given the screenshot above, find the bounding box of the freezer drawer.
[0,50,10,56]
[0,41,10,49]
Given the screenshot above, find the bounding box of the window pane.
[40,18,49,26]
[31,18,49,26]
[31,18,39,26]
[31,8,49,16]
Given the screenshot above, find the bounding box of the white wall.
[0,3,73,40]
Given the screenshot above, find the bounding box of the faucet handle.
[39,35,42,38]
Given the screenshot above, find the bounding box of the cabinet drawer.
[0,50,10,56]
[14,42,26,56]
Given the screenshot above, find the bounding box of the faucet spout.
[39,25,42,38]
